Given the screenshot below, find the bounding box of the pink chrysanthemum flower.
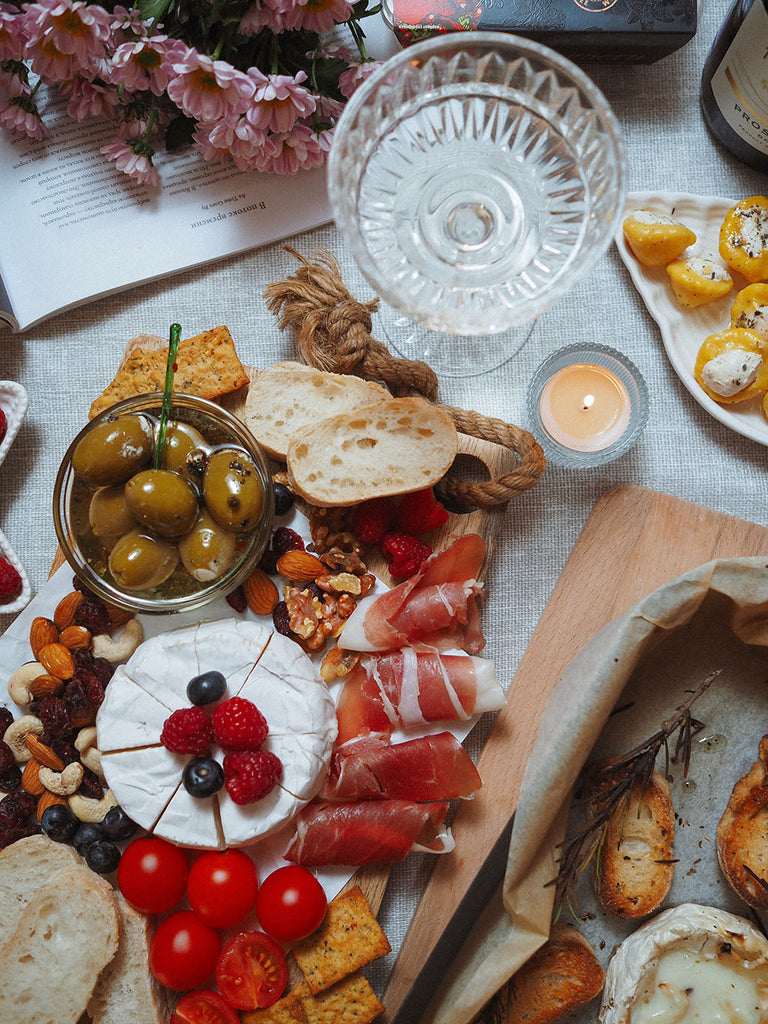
[239,0,303,35]
[25,31,81,80]
[108,4,150,45]
[314,93,344,124]
[258,122,329,174]
[64,74,119,119]
[294,0,354,35]
[0,61,31,99]
[339,59,381,99]
[24,0,111,69]
[101,136,159,186]
[110,35,184,95]
[0,5,27,61]
[247,69,316,133]
[0,93,49,139]
[167,47,255,121]
[192,120,234,167]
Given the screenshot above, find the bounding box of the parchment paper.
[425,556,768,1024]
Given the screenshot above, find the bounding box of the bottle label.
[711,1,768,156]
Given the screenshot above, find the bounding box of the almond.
[105,603,135,629]
[28,674,65,699]
[243,567,279,616]
[21,758,44,796]
[36,789,68,820]
[29,617,59,660]
[53,590,85,631]
[59,625,91,650]
[25,735,65,771]
[37,642,75,681]
[276,550,325,583]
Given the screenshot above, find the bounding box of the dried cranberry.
[78,766,105,800]
[63,677,94,724]
[0,789,35,824]
[0,767,21,793]
[0,707,13,737]
[50,737,79,765]
[0,821,29,848]
[272,601,292,636]
[75,599,110,634]
[38,696,72,737]
[72,648,95,671]
[258,548,279,575]
[84,674,105,706]
[0,740,16,775]
[272,527,304,556]
[226,586,247,613]
[72,575,99,598]
[90,657,114,686]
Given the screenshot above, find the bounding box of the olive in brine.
[124,469,199,538]
[178,510,237,582]
[108,529,179,590]
[203,449,264,532]
[71,415,153,487]
[89,486,137,538]
[161,422,210,476]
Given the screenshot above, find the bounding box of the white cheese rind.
[100,746,185,832]
[96,666,181,752]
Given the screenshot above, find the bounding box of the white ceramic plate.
[615,191,768,448]
[0,381,31,613]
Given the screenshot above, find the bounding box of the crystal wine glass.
[327,32,626,377]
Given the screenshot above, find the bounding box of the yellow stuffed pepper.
[694,327,768,404]
[666,253,733,309]
[731,283,768,341]
[622,210,696,267]
[719,196,768,283]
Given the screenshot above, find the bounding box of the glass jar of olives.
[53,394,274,614]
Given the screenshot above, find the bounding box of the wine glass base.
[373,307,536,378]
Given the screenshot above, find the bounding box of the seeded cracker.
[301,972,384,1024]
[291,886,391,995]
[88,326,249,418]
[241,988,310,1024]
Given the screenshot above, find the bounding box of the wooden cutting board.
[381,485,768,1022]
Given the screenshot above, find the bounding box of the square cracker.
[240,988,310,1024]
[292,886,391,995]
[89,326,248,418]
[301,973,384,1024]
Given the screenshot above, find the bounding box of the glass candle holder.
[527,344,649,468]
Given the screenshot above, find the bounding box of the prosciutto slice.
[339,534,486,654]
[321,732,481,802]
[335,648,505,743]
[284,799,453,866]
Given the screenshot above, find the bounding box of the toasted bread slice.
[494,924,604,1024]
[0,834,80,948]
[717,734,768,910]
[589,768,675,918]
[0,865,119,1024]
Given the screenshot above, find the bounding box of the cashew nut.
[3,715,44,762]
[68,788,117,823]
[7,662,46,707]
[74,727,104,781]
[91,618,143,663]
[39,762,84,796]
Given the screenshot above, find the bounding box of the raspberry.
[0,408,6,444]
[0,558,21,600]
[352,497,395,545]
[160,707,214,756]
[211,697,268,751]
[272,527,304,557]
[395,488,449,535]
[380,532,432,580]
[223,749,282,805]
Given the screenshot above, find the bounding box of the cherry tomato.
[255,865,327,942]
[187,849,258,929]
[170,989,239,1024]
[150,911,221,991]
[118,835,188,914]
[216,931,287,1010]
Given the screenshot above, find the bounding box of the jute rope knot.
[264,247,545,509]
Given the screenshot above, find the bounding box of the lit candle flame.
[582,393,595,411]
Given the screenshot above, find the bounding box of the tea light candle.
[527,344,649,469]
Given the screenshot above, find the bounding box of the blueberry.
[102,806,138,842]
[187,670,227,706]
[85,840,121,874]
[273,482,294,517]
[40,804,78,843]
[183,756,224,798]
[73,822,104,854]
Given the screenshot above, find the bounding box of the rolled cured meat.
[321,732,482,802]
[284,799,453,866]
[339,534,486,654]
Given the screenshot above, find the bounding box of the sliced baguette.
[588,767,675,918]
[717,733,768,910]
[0,865,119,1024]
[88,892,170,1024]
[243,362,390,459]
[494,923,604,1024]
[0,834,80,948]
[286,396,458,507]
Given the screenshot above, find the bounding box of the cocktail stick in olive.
[203,449,265,532]
[124,469,199,538]
[108,529,179,590]
[178,509,237,582]
[89,486,137,538]
[71,415,153,487]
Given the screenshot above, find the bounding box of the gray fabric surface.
[1,0,767,999]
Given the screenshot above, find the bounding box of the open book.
[0,87,333,333]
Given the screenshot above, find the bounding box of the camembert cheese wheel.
[97,619,337,850]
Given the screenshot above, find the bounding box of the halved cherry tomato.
[187,849,258,929]
[170,989,239,1024]
[255,865,327,942]
[216,931,287,1010]
[118,835,188,914]
[150,911,221,991]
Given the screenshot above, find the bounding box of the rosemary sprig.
[552,668,721,914]
[153,323,181,470]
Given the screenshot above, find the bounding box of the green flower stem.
[154,323,181,469]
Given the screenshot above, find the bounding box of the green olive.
[124,469,199,538]
[203,448,265,532]
[161,422,210,476]
[178,509,237,582]
[71,414,153,487]
[108,528,179,590]
[88,486,137,538]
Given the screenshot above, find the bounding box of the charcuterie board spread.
[0,326,520,1024]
